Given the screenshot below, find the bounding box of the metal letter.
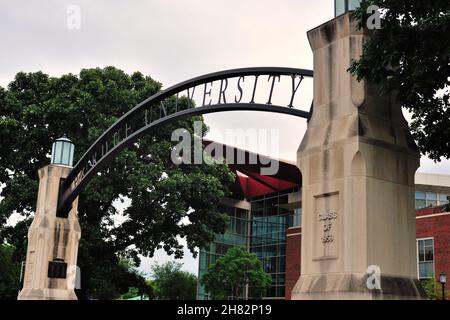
[160,102,167,117]
[113,131,120,146]
[144,109,150,126]
[266,75,280,105]
[101,141,109,156]
[250,75,259,104]
[91,152,97,167]
[218,79,228,104]
[125,123,132,138]
[203,82,212,106]
[235,76,245,103]
[288,75,303,108]
[186,86,196,108]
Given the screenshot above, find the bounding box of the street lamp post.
[439,272,446,301]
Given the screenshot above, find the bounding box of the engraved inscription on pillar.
[318,211,337,243]
[313,192,339,259]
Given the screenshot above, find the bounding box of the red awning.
[203,140,301,199]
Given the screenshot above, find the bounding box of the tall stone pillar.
[291,13,426,299]
[18,164,80,300]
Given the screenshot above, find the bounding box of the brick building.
[414,173,450,285]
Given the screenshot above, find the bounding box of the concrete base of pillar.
[291,273,426,300]
[18,288,78,300]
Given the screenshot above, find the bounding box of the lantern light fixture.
[51,135,75,167]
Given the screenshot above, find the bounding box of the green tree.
[349,0,450,161]
[0,67,235,299]
[151,261,197,300]
[423,277,440,300]
[0,244,21,300]
[201,246,271,299]
[119,286,152,300]
[120,287,140,300]
[108,257,152,300]
[145,278,157,299]
[422,275,449,300]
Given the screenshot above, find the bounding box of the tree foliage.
[422,277,448,300]
[0,244,21,300]
[0,66,235,299]
[151,261,197,300]
[118,260,154,300]
[120,287,141,300]
[201,246,271,299]
[349,0,450,160]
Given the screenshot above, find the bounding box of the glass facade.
[249,187,299,298]
[197,187,301,300]
[197,206,249,300]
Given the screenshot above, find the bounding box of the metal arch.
[57,67,313,216]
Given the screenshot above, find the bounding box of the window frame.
[415,191,450,209]
[416,237,435,280]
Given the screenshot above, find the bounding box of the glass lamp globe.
[440,272,447,284]
[51,135,75,167]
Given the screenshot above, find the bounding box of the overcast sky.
[1,0,449,276]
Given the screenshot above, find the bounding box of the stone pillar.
[18,164,80,300]
[291,13,426,299]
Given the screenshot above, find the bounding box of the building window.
[415,191,449,209]
[426,192,437,207]
[417,238,435,279]
[415,192,426,209]
[288,208,302,227]
[439,193,449,206]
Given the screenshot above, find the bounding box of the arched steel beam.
[57,67,313,216]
